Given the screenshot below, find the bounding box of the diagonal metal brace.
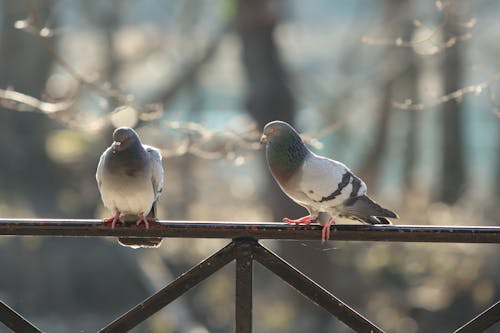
[252,242,385,333]
[0,301,43,333]
[99,241,237,332]
[454,300,500,333]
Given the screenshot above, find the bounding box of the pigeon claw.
[283,215,312,225]
[103,213,124,229]
[320,218,335,244]
[136,214,157,229]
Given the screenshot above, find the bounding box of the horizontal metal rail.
[1,219,500,243]
[1,219,500,333]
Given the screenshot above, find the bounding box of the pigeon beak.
[260,134,267,145]
[112,141,122,152]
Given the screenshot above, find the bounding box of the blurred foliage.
[0,0,500,332]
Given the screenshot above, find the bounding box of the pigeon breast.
[97,145,160,216]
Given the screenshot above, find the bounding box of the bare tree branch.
[393,71,500,116]
[0,88,75,113]
[6,0,234,128]
[361,1,474,55]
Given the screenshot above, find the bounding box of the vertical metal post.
[235,238,254,333]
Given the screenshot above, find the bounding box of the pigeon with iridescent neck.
[96,127,164,248]
[261,120,397,242]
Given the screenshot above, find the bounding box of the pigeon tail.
[365,216,392,225]
[340,195,397,225]
[117,203,163,249]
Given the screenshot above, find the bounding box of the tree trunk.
[237,1,332,331]
[237,0,295,128]
[358,0,403,189]
[236,0,302,221]
[401,16,420,194]
[359,80,393,188]
[439,2,467,204]
[359,0,421,196]
[0,0,65,216]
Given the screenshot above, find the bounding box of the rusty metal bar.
[454,300,500,333]
[0,300,42,333]
[235,238,254,333]
[99,241,237,333]
[252,242,385,333]
[1,219,500,243]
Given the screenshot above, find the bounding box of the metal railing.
[1,219,500,332]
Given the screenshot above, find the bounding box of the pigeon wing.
[145,145,163,201]
[95,148,110,192]
[295,154,366,208]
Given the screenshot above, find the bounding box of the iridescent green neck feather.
[266,129,309,184]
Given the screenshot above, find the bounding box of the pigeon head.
[261,121,310,183]
[261,121,300,145]
[112,127,140,152]
[261,121,308,152]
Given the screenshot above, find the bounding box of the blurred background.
[0,0,499,332]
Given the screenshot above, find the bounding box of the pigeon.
[96,127,164,248]
[260,120,397,242]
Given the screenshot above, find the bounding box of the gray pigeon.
[96,127,164,248]
[261,120,397,242]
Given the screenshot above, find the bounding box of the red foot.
[103,212,124,229]
[136,214,157,229]
[320,218,335,243]
[283,215,312,225]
